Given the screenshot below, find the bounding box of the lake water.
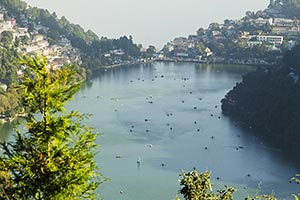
[1,62,299,199]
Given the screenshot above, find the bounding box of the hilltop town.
[0,5,82,93]
[158,1,300,65]
[0,7,81,69]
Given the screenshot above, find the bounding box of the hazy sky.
[24,0,269,48]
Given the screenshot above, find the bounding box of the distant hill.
[221,44,300,150]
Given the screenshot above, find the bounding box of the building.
[254,18,273,26]
[272,26,290,34]
[204,47,213,57]
[273,18,294,27]
[176,53,189,58]
[256,35,284,45]
[288,27,300,36]
[247,40,263,47]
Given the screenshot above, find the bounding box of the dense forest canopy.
[282,45,300,71]
[269,0,300,18]
[221,44,300,150]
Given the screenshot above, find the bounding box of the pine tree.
[0,56,104,200]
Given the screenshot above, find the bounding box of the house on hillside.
[288,27,300,36]
[256,35,283,45]
[204,47,213,57]
[272,26,290,34]
[212,31,223,40]
[254,18,273,26]
[176,53,189,58]
[247,40,263,47]
[273,18,294,27]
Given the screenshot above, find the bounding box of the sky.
[24,0,269,49]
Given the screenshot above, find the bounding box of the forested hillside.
[269,0,300,18]
[221,45,300,150]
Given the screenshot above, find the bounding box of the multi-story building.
[256,35,284,45]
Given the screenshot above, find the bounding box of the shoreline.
[94,58,273,72]
[91,60,155,72]
[154,58,275,67]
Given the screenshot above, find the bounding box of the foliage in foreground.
[0,56,104,199]
[176,170,286,200]
[177,170,235,200]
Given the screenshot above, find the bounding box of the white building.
[273,18,294,27]
[254,18,273,26]
[247,40,263,47]
[256,35,284,45]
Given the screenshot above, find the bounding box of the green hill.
[221,44,300,150]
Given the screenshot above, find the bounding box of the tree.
[176,170,280,200]
[13,36,21,48]
[177,170,235,200]
[197,42,206,54]
[0,94,10,115]
[197,28,206,37]
[0,56,104,199]
[208,23,221,31]
[20,35,30,45]
[143,45,156,58]
[269,0,276,7]
[0,31,13,48]
[245,11,255,19]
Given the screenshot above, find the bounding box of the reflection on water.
[1,62,299,200]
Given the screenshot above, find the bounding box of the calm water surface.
[1,62,299,199]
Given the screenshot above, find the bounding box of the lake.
[1,62,299,199]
